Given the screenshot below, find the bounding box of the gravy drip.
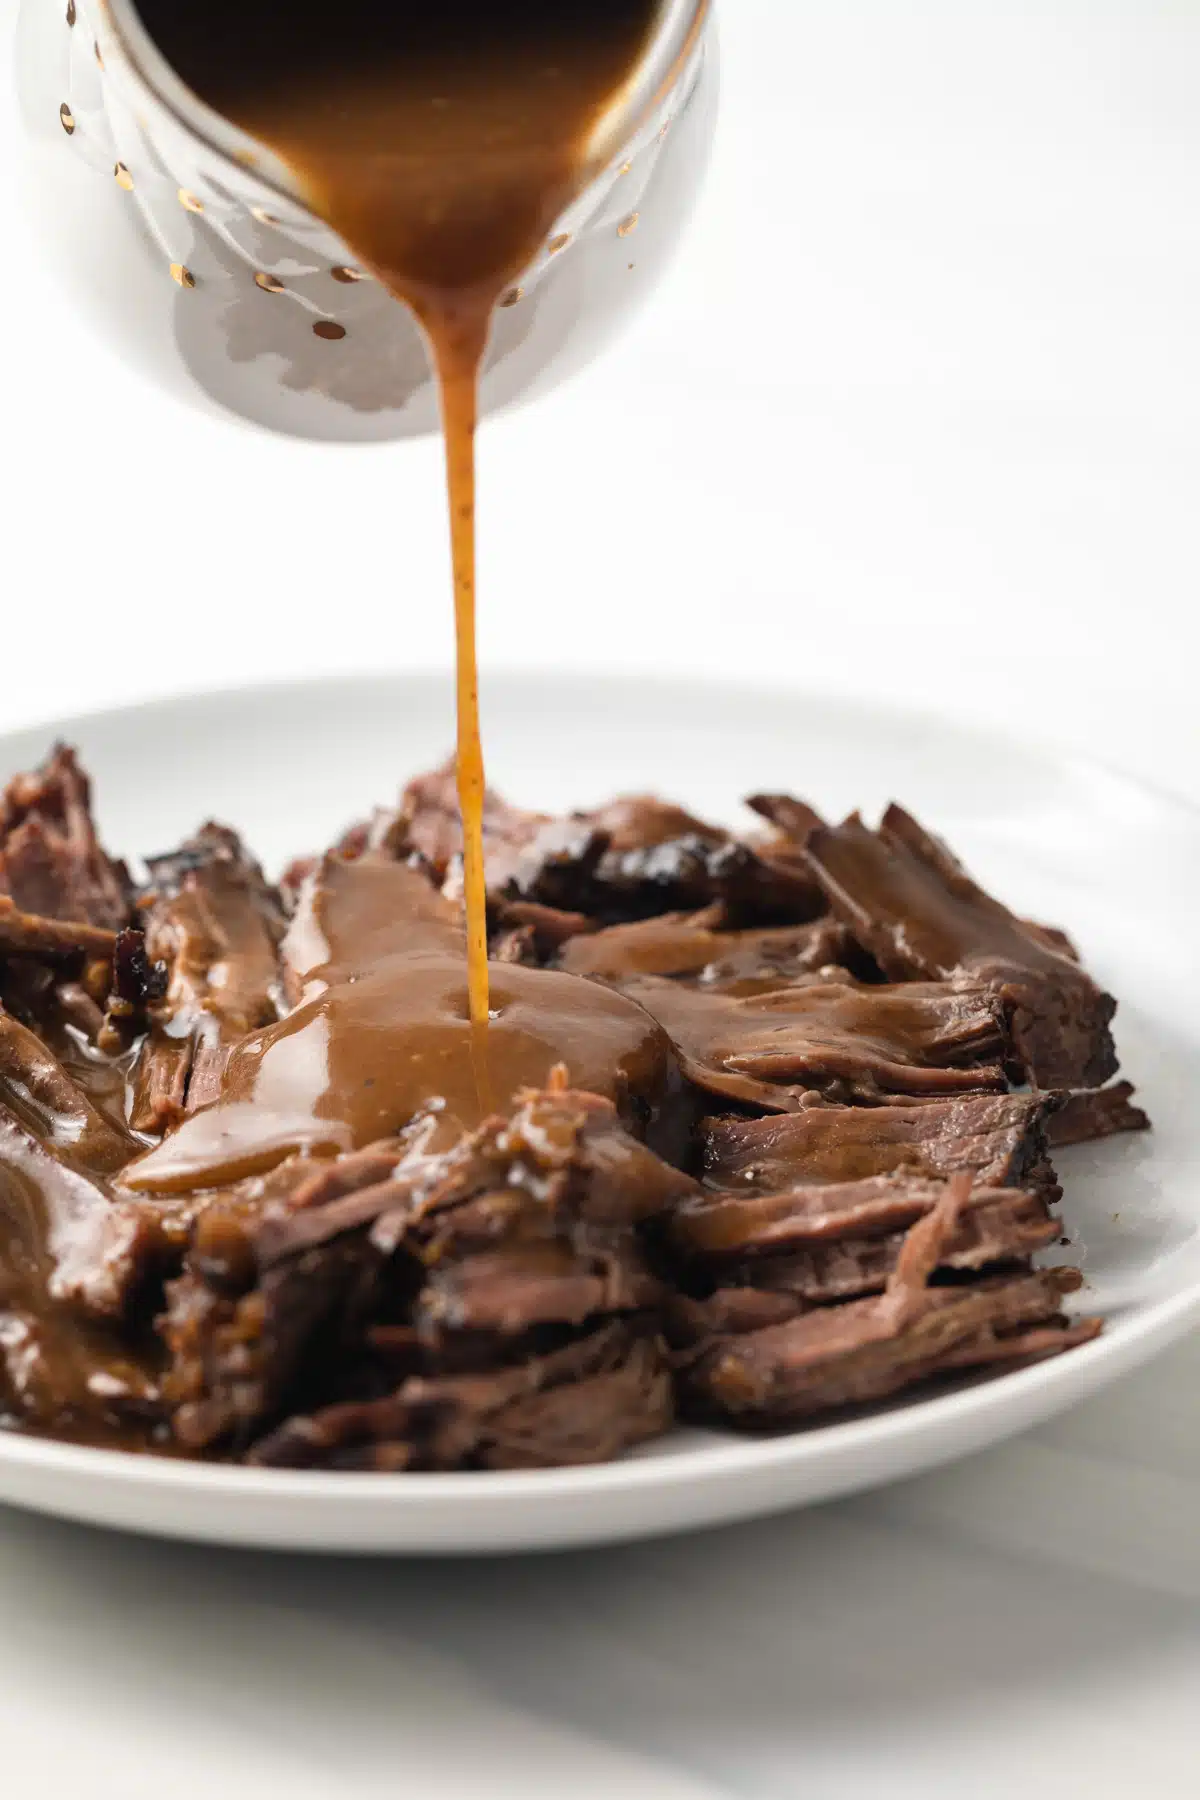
[121,858,681,1194]
[133,0,662,1054]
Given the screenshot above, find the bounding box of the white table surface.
[3,3,1200,1795]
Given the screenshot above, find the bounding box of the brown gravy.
[0,8,679,1445]
[120,856,681,1193]
[133,0,662,1057]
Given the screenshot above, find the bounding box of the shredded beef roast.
[397,758,551,881]
[680,1265,1098,1425]
[0,895,118,962]
[249,1320,672,1471]
[0,745,132,930]
[720,1198,1057,1306]
[1048,1081,1151,1148]
[804,805,1117,1089]
[0,1008,136,1175]
[701,1093,1060,1201]
[0,1105,166,1440]
[160,1085,690,1464]
[366,761,827,925]
[670,1170,1056,1264]
[620,974,1007,1108]
[668,1187,1059,1331]
[0,745,1149,1469]
[678,1176,1099,1426]
[557,910,854,990]
[130,825,285,1132]
[745,794,827,847]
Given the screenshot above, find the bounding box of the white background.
[4,0,1200,798]
[3,4,1200,1797]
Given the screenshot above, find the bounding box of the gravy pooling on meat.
[120,857,683,1193]
[0,748,1142,1461]
[132,0,665,1075]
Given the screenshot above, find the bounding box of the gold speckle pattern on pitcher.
[41,0,712,443]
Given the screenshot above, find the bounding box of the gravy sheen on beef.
[619,974,1007,1108]
[122,856,686,1193]
[137,0,671,1037]
[558,911,854,991]
[130,825,286,1132]
[804,806,1117,1089]
[0,746,1146,1467]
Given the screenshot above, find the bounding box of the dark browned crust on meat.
[804,806,1117,1089]
[701,1093,1060,1203]
[392,762,827,924]
[249,1322,672,1471]
[0,745,132,930]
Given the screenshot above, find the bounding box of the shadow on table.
[3,1332,1200,1798]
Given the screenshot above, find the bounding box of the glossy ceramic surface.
[0,672,1194,1553]
[15,0,717,440]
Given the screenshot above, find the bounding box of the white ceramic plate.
[0,673,1196,1554]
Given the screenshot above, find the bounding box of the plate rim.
[0,1290,1197,1511]
[1,670,1196,1531]
[4,663,1198,826]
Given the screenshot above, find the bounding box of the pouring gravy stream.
[135,0,663,1077]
